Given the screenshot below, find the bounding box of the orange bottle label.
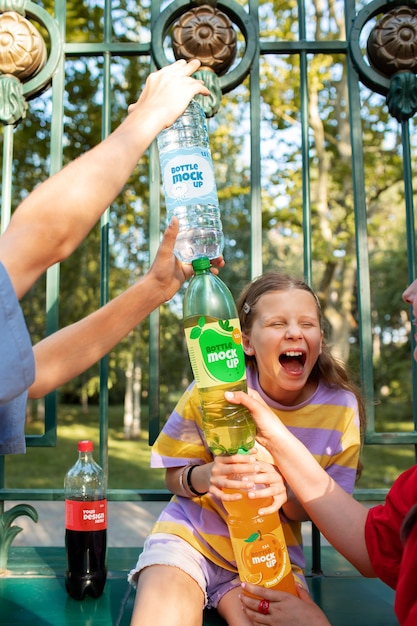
[229,519,297,594]
[65,499,107,532]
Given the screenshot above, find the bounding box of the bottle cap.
[191,257,210,271]
[78,440,93,452]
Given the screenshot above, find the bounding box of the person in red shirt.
[208,278,417,625]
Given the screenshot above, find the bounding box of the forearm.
[225,390,375,577]
[1,117,159,299]
[29,273,167,398]
[264,430,374,576]
[166,463,213,497]
[0,59,209,299]
[281,487,310,522]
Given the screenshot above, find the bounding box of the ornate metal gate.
[1,0,417,562]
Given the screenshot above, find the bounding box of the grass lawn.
[358,417,416,490]
[4,403,416,492]
[5,404,166,491]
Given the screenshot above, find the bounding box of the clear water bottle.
[157,99,224,263]
[64,440,107,600]
[183,256,256,454]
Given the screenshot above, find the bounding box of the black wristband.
[186,465,207,497]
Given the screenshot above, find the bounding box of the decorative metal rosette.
[350,0,417,121]
[172,5,237,76]
[0,10,46,80]
[151,0,257,117]
[367,6,417,76]
[0,1,61,126]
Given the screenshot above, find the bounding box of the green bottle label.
[184,317,246,388]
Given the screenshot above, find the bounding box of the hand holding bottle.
[147,217,224,304]
[127,59,210,130]
[240,583,331,625]
[209,452,288,515]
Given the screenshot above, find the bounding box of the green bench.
[0,544,397,625]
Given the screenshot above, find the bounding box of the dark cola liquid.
[65,528,107,600]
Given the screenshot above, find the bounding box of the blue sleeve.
[0,261,35,404]
[0,261,34,453]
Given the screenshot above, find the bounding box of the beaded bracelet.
[186,464,207,497]
[179,465,189,496]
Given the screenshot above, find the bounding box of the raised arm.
[0,59,210,299]
[223,390,375,578]
[29,217,224,398]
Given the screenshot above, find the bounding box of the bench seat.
[0,545,397,625]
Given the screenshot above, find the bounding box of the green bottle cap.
[191,257,211,271]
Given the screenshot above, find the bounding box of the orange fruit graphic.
[232,327,242,345]
[241,530,284,586]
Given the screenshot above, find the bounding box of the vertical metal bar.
[298,0,312,285]
[311,524,323,574]
[43,0,67,445]
[98,0,113,472]
[0,125,8,491]
[148,0,162,445]
[345,1,375,431]
[298,0,318,573]
[1,125,14,233]
[249,0,262,279]
[401,119,417,461]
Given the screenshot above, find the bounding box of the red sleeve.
[395,510,417,625]
[365,465,417,590]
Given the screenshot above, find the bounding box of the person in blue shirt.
[0,59,222,455]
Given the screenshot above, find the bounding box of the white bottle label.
[160,146,218,211]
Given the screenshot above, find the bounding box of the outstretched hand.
[224,389,286,451]
[148,217,224,303]
[128,59,210,129]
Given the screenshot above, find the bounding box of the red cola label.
[65,499,107,531]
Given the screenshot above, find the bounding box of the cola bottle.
[64,440,107,600]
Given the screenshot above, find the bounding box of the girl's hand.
[209,451,287,513]
[248,460,287,514]
[209,451,257,499]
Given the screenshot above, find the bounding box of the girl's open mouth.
[279,350,306,373]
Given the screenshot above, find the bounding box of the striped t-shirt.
[149,368,361,581]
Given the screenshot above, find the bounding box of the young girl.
[128,272,366,626]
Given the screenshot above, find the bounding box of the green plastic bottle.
[183,257,256,455]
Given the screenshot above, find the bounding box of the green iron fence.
[1,0,417,564]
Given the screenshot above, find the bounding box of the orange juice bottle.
[224,487,297,597]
